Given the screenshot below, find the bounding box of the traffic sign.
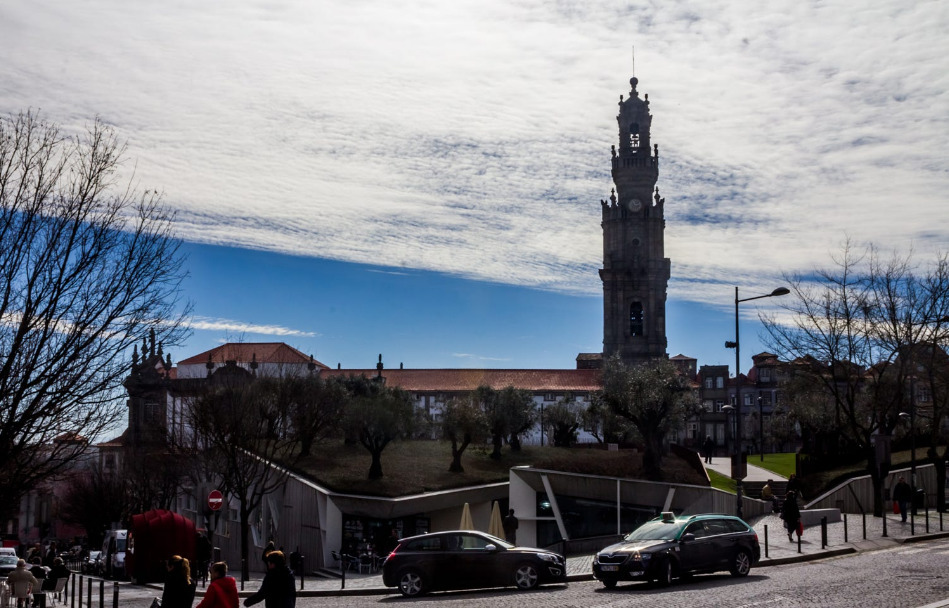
[208,489,224,511]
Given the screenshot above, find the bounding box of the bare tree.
[600,355,697,479]
[762,242,949,515]
[58,462,127,548]
[0,111,190,518]
[187,370,299,581]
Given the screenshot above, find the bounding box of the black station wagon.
[592,512,760,587]
[382,530,567,597]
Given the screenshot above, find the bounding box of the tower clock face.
[627,199,642,212]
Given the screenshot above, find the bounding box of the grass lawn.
[293,439,708,497]
[707,469,737,494]
[753,453,797,479]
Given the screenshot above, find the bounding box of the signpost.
[208,490,224,511]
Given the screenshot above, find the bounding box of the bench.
[800,508,841,527]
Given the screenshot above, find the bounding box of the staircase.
[743,480,787,500]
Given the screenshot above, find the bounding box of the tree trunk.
[368,450,384,479]
[490,433,503,460]
[449,436,469,473]
[240,503,251,582]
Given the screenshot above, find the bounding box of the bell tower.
[599,76,670,364]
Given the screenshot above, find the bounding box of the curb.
[757,547,856,567]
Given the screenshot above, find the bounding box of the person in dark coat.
[162,555,197,608]
[702,435,715,464]
[42,557,70,591]
[893,476,912,523]
[28,558,47,584]
[244,551,295,608]
[502,509,519,545]
[781,490,802,542]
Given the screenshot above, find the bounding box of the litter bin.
[913,488,925,511]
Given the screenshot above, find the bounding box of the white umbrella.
[459,502,474,529]
[488,501,505,539]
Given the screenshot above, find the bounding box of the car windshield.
[623,520,685,542]
[0,556,17,565]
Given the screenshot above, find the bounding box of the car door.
[702,519,734,569]
[676,521,715,573]
[457,533,499,589]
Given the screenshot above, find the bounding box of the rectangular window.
[705,378,713,389]
[760,368,772,382]
[716,377,724,389]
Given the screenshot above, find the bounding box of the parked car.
[83,550,103,575]
[0,554,19,576]
[592,512,760,588]
[0,547,17,559]
[101,530,128,579]
[382,530,566,597]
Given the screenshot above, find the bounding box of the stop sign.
[208,489,224,511]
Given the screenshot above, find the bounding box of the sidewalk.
[703,456,786,482]
[185,510,949,597]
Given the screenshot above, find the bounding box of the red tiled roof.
[178,343,328,368]
[320,368,601,392]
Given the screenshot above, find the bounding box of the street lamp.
[758,395,764,462]
[722,404,735,459]
[724,286,790,519]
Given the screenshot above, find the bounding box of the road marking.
[735,596,789,608]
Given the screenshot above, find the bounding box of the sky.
[1,0,947,374]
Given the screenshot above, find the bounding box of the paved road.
[293,538,949,607]
[70,534,949,607]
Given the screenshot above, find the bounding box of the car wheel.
[514,563,539,589]
[398,569,425,597]
[655,557,673,587]
[730,549,751,577]
[601,579,617,589]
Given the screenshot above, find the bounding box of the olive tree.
[600,355,697,479]
[0,111,190,517]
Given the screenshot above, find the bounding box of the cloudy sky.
[1,0,946,372]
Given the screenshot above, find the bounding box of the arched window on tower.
[629,123,640,149]
[630,302,644,336]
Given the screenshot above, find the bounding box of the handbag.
[893,501,900,514]
[797,521,804,535]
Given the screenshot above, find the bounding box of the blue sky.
[1,0,946,375]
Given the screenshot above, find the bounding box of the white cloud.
[189,316,317,338]
[1,0,946,315]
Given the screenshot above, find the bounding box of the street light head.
[898,412,910,421]
[722,405,734,413]
[771,287,790,297]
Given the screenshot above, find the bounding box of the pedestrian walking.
[781,490,802,542]
[244,551,295,608]
[195,562,238,608]
[502,509,519,545]
[893,476,912,523]
[702,435,715,464]
[162,555,197,608]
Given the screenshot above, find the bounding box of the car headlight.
[537,552,562,564]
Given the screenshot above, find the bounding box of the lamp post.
[758,395,764,462]
[725,286,790,519]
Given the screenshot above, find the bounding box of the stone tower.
[599,76,670,364]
